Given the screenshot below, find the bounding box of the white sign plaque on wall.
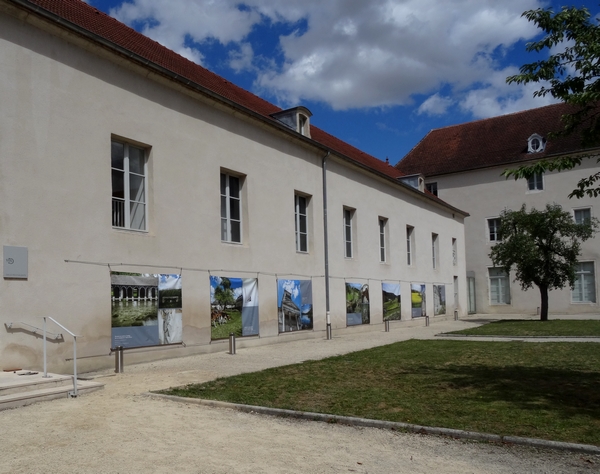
[4,246,28,279]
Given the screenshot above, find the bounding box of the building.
[396,103,600,315]
[0,0,468,373]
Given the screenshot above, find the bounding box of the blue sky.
[88,0,599,165]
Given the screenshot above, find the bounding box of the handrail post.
[42,317,50,378]
[71,336,78,397]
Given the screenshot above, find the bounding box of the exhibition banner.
[277,279,313,333]
[382,282,401,321]
[411,283,426,318]
[433,285,446,315]
[111,273,183,348]
[210,276,259,339]
[346,282,370,326]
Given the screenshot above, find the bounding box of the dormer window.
[527,133,546,153]
[271,107,312,138]
[399,174,425,192]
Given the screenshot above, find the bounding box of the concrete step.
[0,370,104,411]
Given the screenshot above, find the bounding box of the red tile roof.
[396,103,590,177]
[17,0,403,180]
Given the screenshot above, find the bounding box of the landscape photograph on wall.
[110,272,183,348]
[433,284,446,315]
[210,276,259,339]
[346,282,370,326]
[278,279,313,333]
[411,283,426,318]
[382,282,401,321]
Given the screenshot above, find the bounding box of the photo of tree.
[382,282,401,321]
[210,276,259,339]
[411,283,426,318]
[433,285,446,315]
[278,279,313,332]
[346,283,370,326]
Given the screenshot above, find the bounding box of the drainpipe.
[322,151,332,340]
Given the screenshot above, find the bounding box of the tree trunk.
[539,285,549,321]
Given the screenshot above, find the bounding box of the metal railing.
[5,321,63,340]
[43,317,80,397]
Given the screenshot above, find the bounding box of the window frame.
[527,172,544,191]
[572,261,596,303]
[379,217,388,263]
[487,218,502,243]
[111,139,148,232]
[406,225,415,266]
[431,233,439,269]
[488,267,511,305]
[220,171,243,244]
[295,193,309,253]
[452,238,457,266]
[425,182,438,196]
[343,207,355,258]
[574,207,592,225]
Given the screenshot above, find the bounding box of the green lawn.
[160,340,600,446]
[211,310,242,340]
[447,319,600,337]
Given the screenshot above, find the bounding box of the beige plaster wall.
[430,159,600,315]
[0,9,466,372]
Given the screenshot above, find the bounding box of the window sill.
[112,227,149,234]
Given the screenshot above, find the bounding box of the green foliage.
[159,339,600,445]
[504,5,600,197]
[213,277,235,310]
[489,203,597,320]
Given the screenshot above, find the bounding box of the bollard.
[326,323,332,340]
[229,332,236,355]
[384,320,390,332]
[425,315,430,327]
[454,310,459,321]
[114,346,124,373]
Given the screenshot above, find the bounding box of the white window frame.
[489,267,511,305]
[574,207,592,225]
[527,172,544,191]
[425,182,438,196]
[572,262,596,303]
[452,238,457,266]
[406,225,414,266]
[111,140,147,231]
[295,194,308,253]
[221,172,242,243]
[487,218,501,242]
[379,217,387,263]
[344,208,354,258]
[432,233,439,269]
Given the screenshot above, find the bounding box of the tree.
[213,277,235,310]
[504,5,600,198]
[489,203,597,321]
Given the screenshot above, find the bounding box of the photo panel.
[278,279,313,333]
[433,285,446,315]
[210,276,259,339]
[411,283,426,318]
[382,282,401,321]
[346,282,370,326]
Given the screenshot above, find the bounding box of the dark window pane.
[300,234,308,252]
[129,174,145,203]
[229,176,240,198]
[111,142,124,170]
[230,198,240,220]
[221,196,227,218]
[112,169,124,198]
[299,215,307,233]
[220,173,226,195]
[231,221,241,242]
[128,146,145,175]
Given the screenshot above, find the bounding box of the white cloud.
[107,0,549,114]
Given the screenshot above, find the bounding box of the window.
[432,233,439,269]
[111,140,147,231]
[452,238,457,266]
[487,218,501,242]
[527,133,546,153]
[221,172,242,243]
[574,208,591,225]
[379,218,387,263]
[343,208,354,258]
[406,225,414,265]
[489,267,510,305]
[295,194,308,252]
[425,182,438,196]
[573,262,596,303]
[527,172,543,191]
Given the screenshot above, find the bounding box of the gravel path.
[1,318,599,473]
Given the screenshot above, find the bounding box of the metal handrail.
[43,317,80,397]
[5,322,63,340]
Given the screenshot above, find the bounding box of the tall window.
[452,238,457,266]
[432,233,439,269]
[489,267,510,305]
[111,140,147,230]
[573,262,596,303]
[487,218,501,242]
[295,194,308,252]
[379,218,387,263]
[344,208,354,258]
[221,172,241,243]
[527,172,543,191]
[574,208,591,225]
[406,225,414,265]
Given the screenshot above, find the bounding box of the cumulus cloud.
[106,0,549,115]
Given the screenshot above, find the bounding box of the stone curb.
[145,392,600,455]
[436,334,600,340]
